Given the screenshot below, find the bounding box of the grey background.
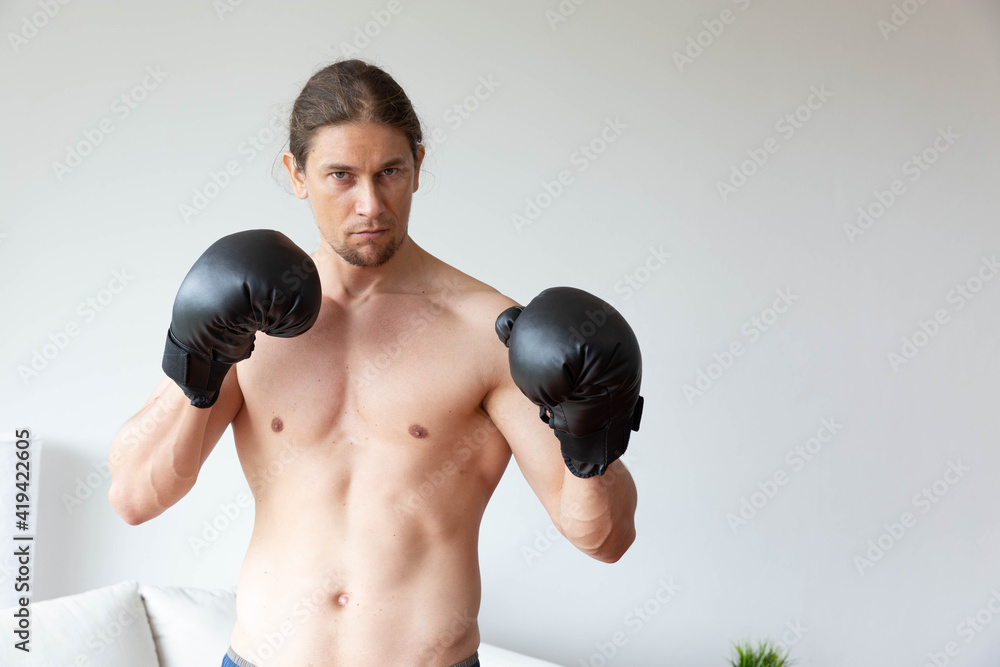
[2,0,1000,665]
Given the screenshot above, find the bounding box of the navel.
[408,424,429,439]
[336,594,350,607]
[271,417,283,433]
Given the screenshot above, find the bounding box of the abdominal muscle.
[226,414,508,667]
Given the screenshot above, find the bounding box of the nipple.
[271,417,283,433]
[408,424,428,439]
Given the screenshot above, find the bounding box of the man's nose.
[355,180,385,219]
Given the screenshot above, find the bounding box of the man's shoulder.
[428,261,518,325]
[426,264,518,398]
[415,255,526,397]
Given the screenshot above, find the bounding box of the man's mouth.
[353,228,387,239]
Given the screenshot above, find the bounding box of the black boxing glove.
[495,286,643,478]
[162,229,322,408]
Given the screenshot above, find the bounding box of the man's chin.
[338,237,402,268]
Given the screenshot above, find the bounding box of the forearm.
[108,378,211,524]
[556,459,637,563]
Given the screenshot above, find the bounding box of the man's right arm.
[107,368,244,526]
[108,229,322,525]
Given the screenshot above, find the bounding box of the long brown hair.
[287,59,423,174]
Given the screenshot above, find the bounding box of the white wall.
[2,0,1000,665]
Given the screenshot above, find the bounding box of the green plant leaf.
[728,638,795,667]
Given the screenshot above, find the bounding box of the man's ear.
[283,152,308,199]
[412,144,426,193]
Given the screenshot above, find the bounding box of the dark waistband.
[450,651,480,667]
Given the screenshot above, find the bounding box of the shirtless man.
[108,59,642,667]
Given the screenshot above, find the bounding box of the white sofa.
[0,581,563,666]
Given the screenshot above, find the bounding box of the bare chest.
[232,295,494,464]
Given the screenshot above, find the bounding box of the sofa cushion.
[0,580,159,666]
[479,642,565,666]
[139,584,238,667]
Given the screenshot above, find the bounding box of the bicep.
[484,373,566,524]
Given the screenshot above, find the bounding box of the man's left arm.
[483,373,638,563]
[481,288,643,563]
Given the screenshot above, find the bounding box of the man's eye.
[331,172,348,180]
[382,168,398,176]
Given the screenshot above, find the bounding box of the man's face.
[284,121,424,267]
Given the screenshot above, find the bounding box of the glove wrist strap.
[556,396,644,478]
[161,328,233,409]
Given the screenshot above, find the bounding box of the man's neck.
[314,234,428,301]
